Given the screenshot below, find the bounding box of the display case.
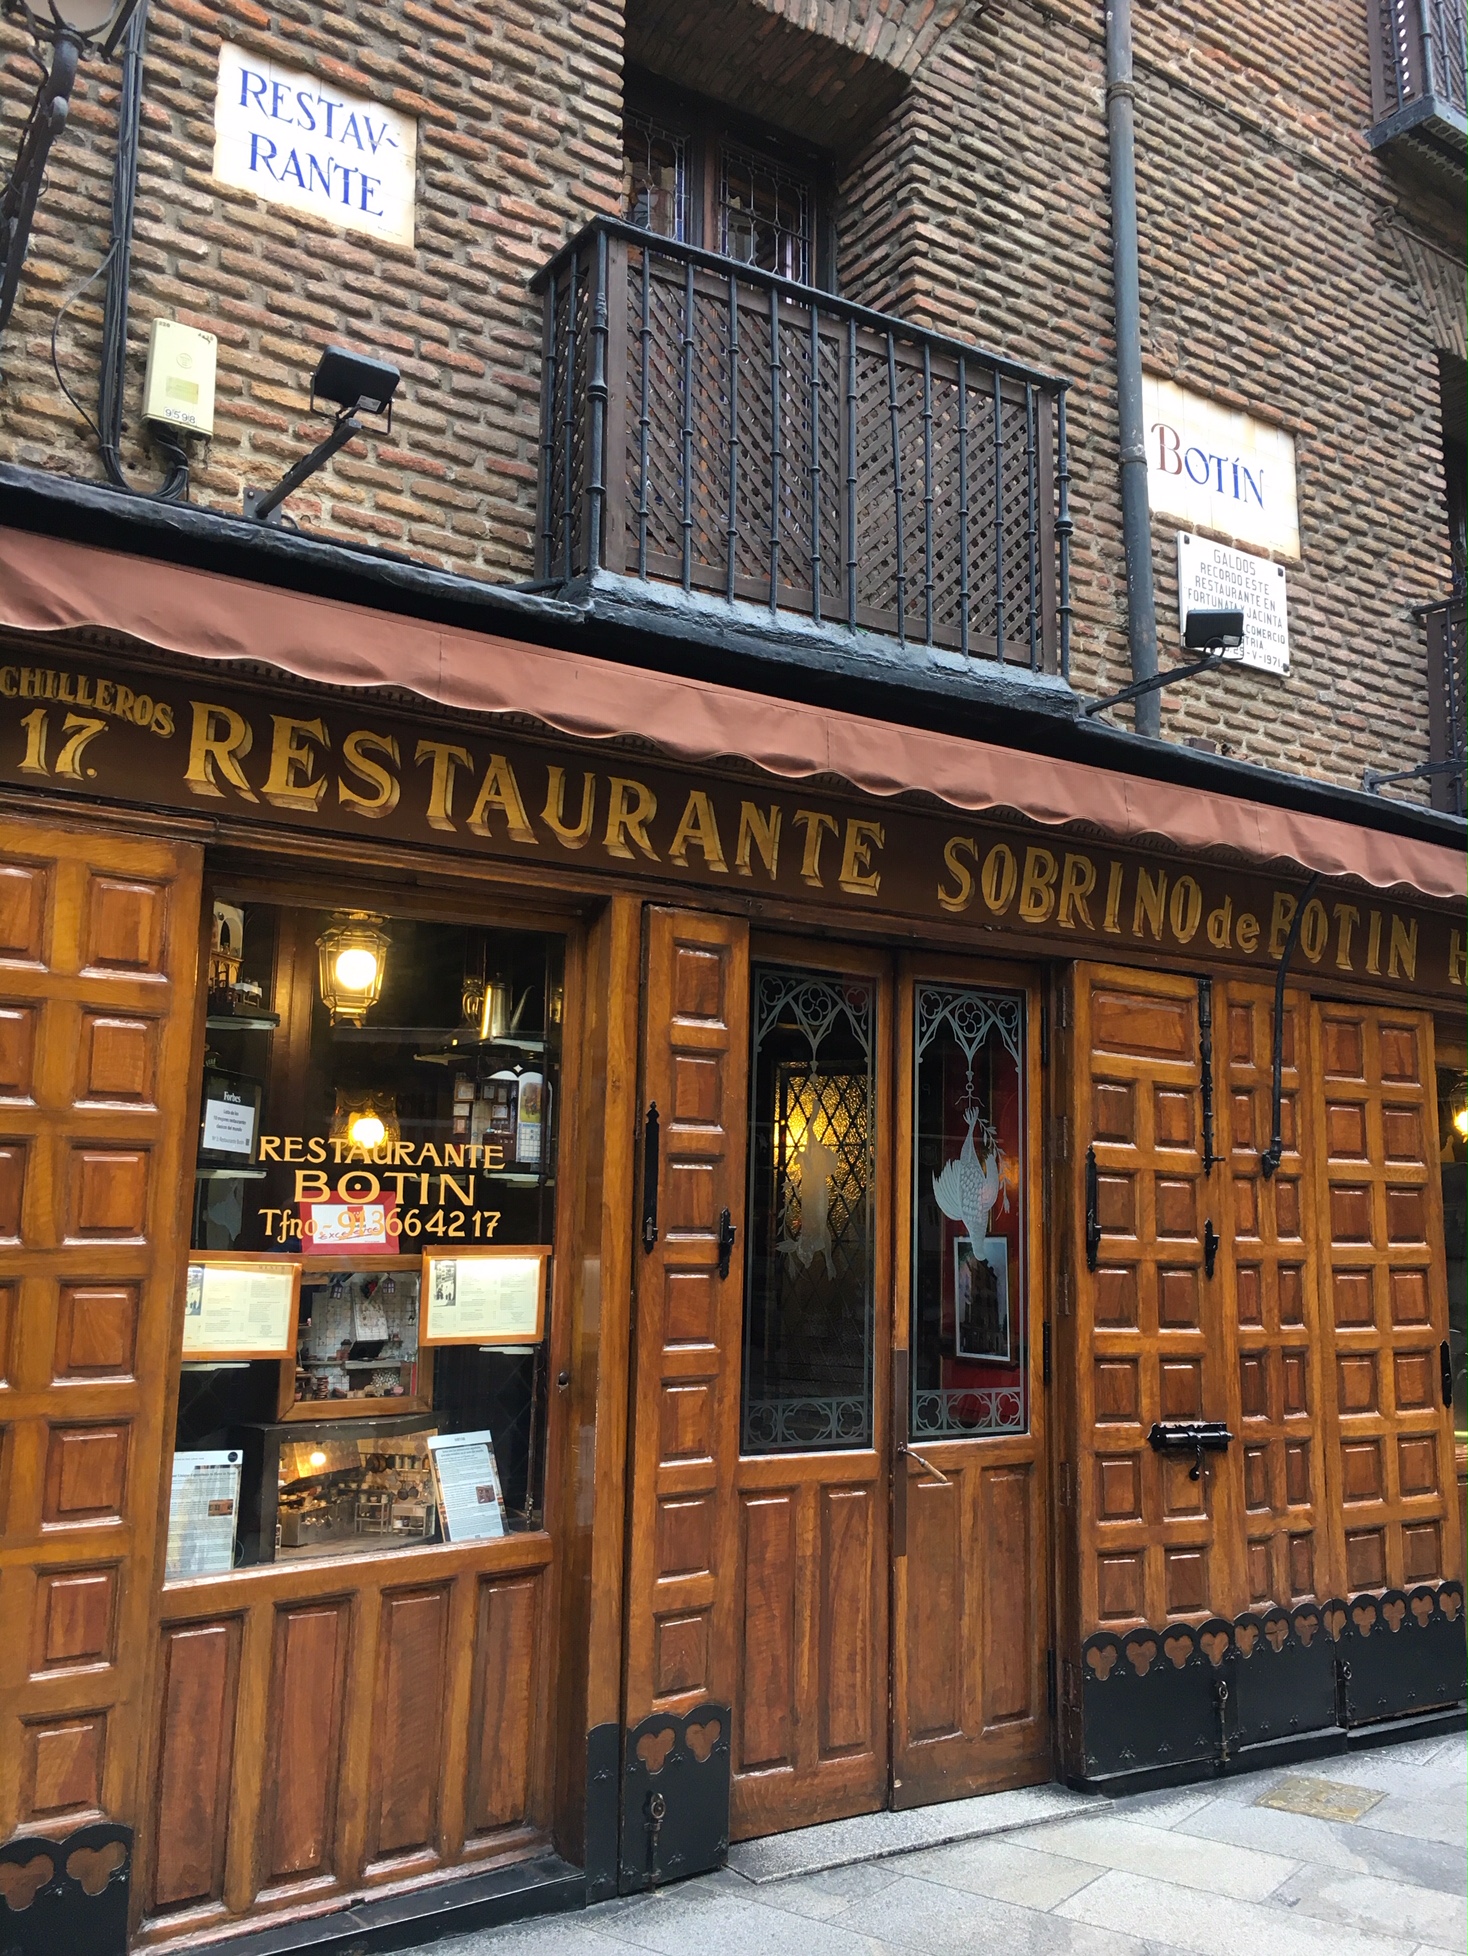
[232,1413,440,1564]
[286,1258,428,1415]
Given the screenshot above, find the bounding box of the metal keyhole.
[646,1789,666,1875]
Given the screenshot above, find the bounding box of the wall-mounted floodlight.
[0,0,143,342]
[1085,607,1246,721]
[1183,608,1244,652]
[245,345,401,526]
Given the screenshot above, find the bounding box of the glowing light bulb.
[334,945,379,992]
[308,1449,327,1468]
[1455,1104,1468,1140]
[348,1112,386,1151]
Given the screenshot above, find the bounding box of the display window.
[168,896,563,1575]
[910,984,1028,1438]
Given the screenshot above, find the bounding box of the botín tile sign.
[213,44,417,248]
[1144,376,1299,559]
[1177,532,1289,676]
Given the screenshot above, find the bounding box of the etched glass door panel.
[742,967,876,1452]
[911,985,1027,1439]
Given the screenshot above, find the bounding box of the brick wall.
[836,0,1463,782]
[0,0,1459,792]
[0,0,624,575]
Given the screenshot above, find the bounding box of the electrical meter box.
[143,317,217,436]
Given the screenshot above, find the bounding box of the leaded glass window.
[911,986,1028,1439]
[742,967,875,1452]
[719,141,812,283]
[623,111,688,241]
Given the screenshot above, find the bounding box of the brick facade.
[0,0,1460,788]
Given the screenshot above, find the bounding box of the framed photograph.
[420,1246,550,1346]
[953,1234,1012,1364]
[183,1253,301,1360]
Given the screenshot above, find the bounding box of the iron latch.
[1148,1418,1232,1481]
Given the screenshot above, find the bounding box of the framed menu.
[183,1254,301,1360]
[420,1247,549,1346]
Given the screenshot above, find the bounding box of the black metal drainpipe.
[96,3,187,499]
[1104,0,1160,736]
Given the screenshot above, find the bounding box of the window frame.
[622,69,838,291]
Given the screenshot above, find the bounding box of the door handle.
[898,1442,951,1487]
[641,1101,659,1252]
[717,1207,736,1279]
[1203,1219,1219,1279]
[1443,1339,1454,1411]
[1085,1145,1101,1271]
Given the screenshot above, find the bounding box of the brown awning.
[0,525,1461,903]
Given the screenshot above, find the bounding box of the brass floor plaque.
[1253,1775,1386,1823]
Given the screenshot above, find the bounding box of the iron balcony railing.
[532,217,1073,674]
[1424,592,1467,816]
[1368,0,1467,140]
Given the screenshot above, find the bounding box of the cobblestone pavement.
[433,1730,1465,1956]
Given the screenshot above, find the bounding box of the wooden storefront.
[0,614,1460,1952]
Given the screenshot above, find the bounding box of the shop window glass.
[168,899,561,1576]
[742,967,875,1451]
[911,985,1028,1438]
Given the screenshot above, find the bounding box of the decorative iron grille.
[1424,592,1467,816]
[1369,0,1467,123]
[533,217,1073,671]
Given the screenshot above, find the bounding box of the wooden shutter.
[623,909,749,1727]
[0,818,201,1843]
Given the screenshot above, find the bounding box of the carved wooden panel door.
[1069,964,1245,1635]
[1310,1004,1461,1601]
[891,961,1051,1807]
[0,819,201,1848]
[621,908,748,1886]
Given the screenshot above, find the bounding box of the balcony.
[1367,0,1467,162]
[1425,593,1467,815]
[532,218,1072,675]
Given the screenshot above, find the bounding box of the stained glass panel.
[911,985,1028,1438]
[742,967,875,1452]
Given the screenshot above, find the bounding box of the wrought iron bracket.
[1362,756,1462,794]
[716,1206,736,1280]
[1203,1219,1219,1279]
[0,29,82,343]
[245,407,363,524]
[1081,650,1224,719]
[1260,874,1320,1179]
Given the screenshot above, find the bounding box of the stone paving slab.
[724,1781,1096,1881]
[434,1733,1466,1956]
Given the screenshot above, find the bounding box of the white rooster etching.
[779,1126,839,1279]
[932,1108,1007,1250]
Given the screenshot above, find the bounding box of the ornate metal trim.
[913,1385,1026,1437]
[1078,1582,1465,1781]
[0,1821,131,1956]
[743,1395,869,1450]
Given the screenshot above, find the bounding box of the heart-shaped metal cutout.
[686,1718,721,1762]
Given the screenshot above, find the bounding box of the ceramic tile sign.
[213,44,416,248]
[1177,532,1290,676]
[1145,376,1299,558]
